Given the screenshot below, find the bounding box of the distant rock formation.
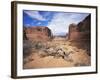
[68,14,91,41]
[23,26,52,41]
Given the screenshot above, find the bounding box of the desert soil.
[23,38,90,69]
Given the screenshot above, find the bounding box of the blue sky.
[23,10,89,36]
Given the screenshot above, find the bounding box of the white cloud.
[24,24,31,27]
[24,11,46,21]
[69,13,89,20]
[37,22,42,25]
[48,12,89,36]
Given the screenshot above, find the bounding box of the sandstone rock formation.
[68,23,79,40]
[23,26,52,41]
[68,14,91,55]
[68,14,91,41]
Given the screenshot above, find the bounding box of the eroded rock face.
[68,15,91,41]
[68,15,91,56]
[68,23,79,40]
[23,27,52,41]
[78,14,91,32]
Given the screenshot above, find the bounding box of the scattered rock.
[39,46,74,61]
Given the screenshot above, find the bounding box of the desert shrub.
[23,40,33,58]
[31,41,46,50]
[35,42,43,49]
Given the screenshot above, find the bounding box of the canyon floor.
[23,37,90,69]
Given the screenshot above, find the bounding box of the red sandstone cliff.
[23,27,52,41]
[68,15,91,55]
[68,14,91,41]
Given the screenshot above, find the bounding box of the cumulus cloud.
[48,12,89,36]
[24,11,46,21]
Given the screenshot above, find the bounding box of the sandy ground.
[23,38,90,69]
